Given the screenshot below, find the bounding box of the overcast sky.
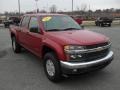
[0,0,120,13]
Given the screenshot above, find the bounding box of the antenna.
[18,0,21,17]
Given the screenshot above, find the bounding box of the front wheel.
[12,37,21,53]
[43,52,62,82]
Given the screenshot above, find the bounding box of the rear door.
[19,16,30,47]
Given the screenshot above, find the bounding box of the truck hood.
[46,30,109,46]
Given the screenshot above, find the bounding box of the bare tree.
[76,6,80,11]
[49,5,57,13]
[80,3,87,12]
[40,9,47,13]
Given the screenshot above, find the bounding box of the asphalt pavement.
[0,25,120,90]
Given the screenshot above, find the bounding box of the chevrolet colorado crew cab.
[9,14,114,82]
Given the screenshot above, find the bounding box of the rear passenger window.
[21,16,30,28]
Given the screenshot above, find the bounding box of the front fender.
[42,38,67,61]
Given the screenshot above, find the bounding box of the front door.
[26,16,42,54]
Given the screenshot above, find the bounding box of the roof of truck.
[24,13,66,16]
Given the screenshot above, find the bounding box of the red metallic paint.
[9,14,109,61]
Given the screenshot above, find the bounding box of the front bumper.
[60,51,114,74]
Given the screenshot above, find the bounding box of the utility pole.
[72,0,73,12]
[18,0,21,17]
[89,3,90,17]
[35,0,39,13]
[88,0,91,19]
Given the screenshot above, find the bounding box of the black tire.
[108,24,111,27]
[12,36,21,53]
[95,22,98,26]
[98,23,100,26]
[4,24,8,28]
[43,52,62,82]
[96,23,98,26]
[100,23,104,27]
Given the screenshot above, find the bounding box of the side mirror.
[16,23,20,26]
[30,27,39,33]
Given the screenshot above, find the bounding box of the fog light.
[70,54,82,59]
[73,69,77,72]
[78,55,82,58]
[70,55,76,59]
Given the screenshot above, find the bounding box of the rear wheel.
[98,23,100,26]
[96,23,98,26]
[43,52,62,82]
[4,24,8,28]
[95,22,98,26]
[108,24,111,27]
[12,37,21,53]
[100,23,104,27]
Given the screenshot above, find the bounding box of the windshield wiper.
[46,28,80,32]
[63,28,80,30]
[46,29,63,32]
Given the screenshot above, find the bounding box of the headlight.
[64,45,84,60]
[64,45,84,54]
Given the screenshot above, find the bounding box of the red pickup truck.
[9,14,114,82]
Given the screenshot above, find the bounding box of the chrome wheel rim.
[46,59,55,77]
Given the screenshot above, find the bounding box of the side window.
[21,16,30,28]
[29,17,39,33]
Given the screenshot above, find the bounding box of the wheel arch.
[41,45,58,59]
[11,32,15,38]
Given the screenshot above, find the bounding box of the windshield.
[42,15,82,31]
